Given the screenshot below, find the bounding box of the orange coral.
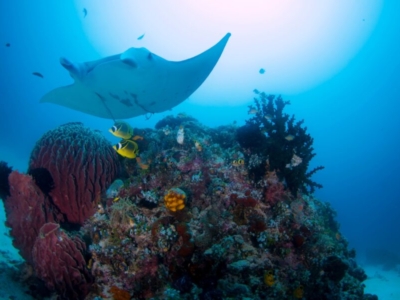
[164,188,186,212]
[110,286,130,300]
[264,270,275,286]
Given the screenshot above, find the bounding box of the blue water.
[0,0,399,272]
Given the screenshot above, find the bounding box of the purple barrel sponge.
[28,122,120,226]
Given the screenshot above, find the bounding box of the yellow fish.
[113,140,139,159]
[109,121,134,139]
[232,159,245,167]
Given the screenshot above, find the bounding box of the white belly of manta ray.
[40,33,231,120]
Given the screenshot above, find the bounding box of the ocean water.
[1,1,399,299]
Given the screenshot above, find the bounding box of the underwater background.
[1,1,400,299]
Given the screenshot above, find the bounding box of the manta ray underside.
[40,33,231,119]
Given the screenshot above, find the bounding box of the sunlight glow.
[75,0,383,104]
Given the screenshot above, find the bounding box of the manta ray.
[40,33,231,119]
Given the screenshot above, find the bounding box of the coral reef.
[1,113,376,299]
[0,123,120,299]
[77,112,373,299]
[28,122,120,226]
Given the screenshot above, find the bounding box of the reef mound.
[80,95,374,299]
[0,94,376,299]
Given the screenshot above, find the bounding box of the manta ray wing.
[40,33,231,119]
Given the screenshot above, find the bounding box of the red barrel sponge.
[32,222,92,299]
[28,122,120,225]
[3,171,56,263]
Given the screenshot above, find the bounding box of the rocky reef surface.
[0,94,377,299]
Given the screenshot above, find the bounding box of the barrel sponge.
[28,122,120,225]
[32,222,92,299]
[2,171,56,263]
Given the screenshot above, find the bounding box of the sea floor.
[363,264,400,300]
[1,244,399,300]
[0,200,31,300]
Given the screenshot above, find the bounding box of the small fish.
[248,108,259,114]
[32,72,44,78]
[109,121,134,139]
[232,159,245,167]
[259,68,265,74]
[137,33,145,40]
[177,112,188,118]
[5,43,10,47]
[132,135,143,141]
[264,114,273,120]
[83,8,87,18]
[136,157,149,170]
[253,89,260,94]
[113,140,139,159]
[113,197,120,202]
[285,134,295,141]
[194,141,202,151]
